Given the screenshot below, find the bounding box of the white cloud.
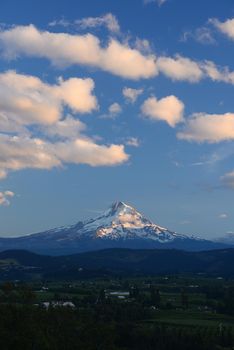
[96,39,157,80]
[201,61,224,82]
[201,60,234,84]
[0,71,129,178]
[0,25,157,80]
[48,18,70,28]
[100,102,122,119]
[108,102,122,116]
[123,87,143,103]
[125,137,140,147]
[3,25,234,84]
[194,27,215,44]
[0,133,129,179]
[50,14,120,34]
[0,71,98,130]
[158,0,167,6]
[141,95,184,127]
[177,113,234,143]
[218,213,228,219]
[190,145,234,168]
[211,18,234,40]
[0,190,14,206]
[56,138,128,166]
[181,27,216,45]
[179,220,191,225]
[0,135,60,178]
[75,13,120,33]
[44,115,86,139]
[220,171,234,189]
[157,56,234,84]
[144,0,167,7]
[134,38,152,54]
[157,55,203,82]
[56,76,99,113]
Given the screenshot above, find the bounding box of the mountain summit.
[79,201,187,242]
[0,201,229,255]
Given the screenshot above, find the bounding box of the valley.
[0,273,233,349]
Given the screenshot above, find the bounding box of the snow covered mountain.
[77,201,188,242]
[0,201,229,255]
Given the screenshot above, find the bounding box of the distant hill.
[0,202,230,255]
[0,248,234,280]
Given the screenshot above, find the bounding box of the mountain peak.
[110,201,127,211]
[104,201,134,218]
[0,201,219,256]
[80,201,182,242]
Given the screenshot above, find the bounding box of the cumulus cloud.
[220,171,234,189]
[0,71,98,131]
[177,113,234,143]
[44,115,86,139]
[0,190,14,206]
[157,56,234,84]
[55,76,98,113]
[101,102,122,119]
[0,135,60,178]
[0,25,157,80]
[56,138,128,166]
[0,71,129,178]
[201,61,225,82]
[211,18,234,40]
[157,55,203,82]
[1,24,234,84]
[2,25,234,84]
[141,95,184,127]
[201,60,234,84]
[122,87,143,103]
[0,133,129,179]
[108,102,122,116]
[75,13,120,33]
[201,61,234,84]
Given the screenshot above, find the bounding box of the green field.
[0,275,233,349]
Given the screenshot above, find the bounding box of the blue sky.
[1,0,234,239]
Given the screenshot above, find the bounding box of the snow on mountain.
[78,201,188,242]
[0,201,228,255]
[30,201,189,243]
[21,201,200,243]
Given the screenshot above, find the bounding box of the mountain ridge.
[0,247,234,279]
